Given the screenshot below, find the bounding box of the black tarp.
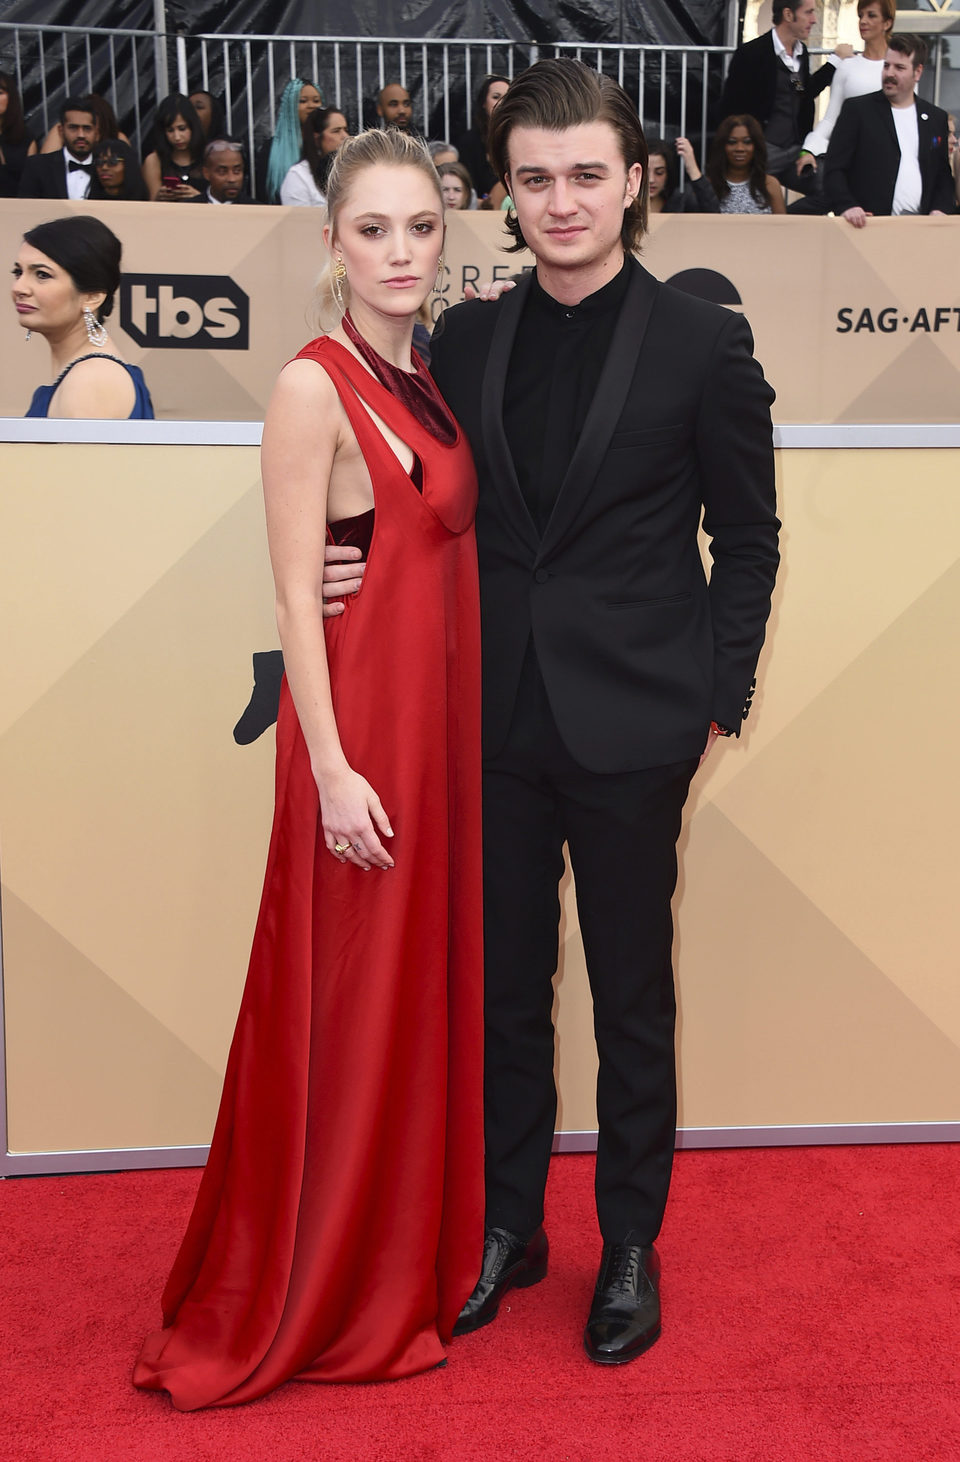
[166,0,730,149]
[1,1,728,170]
[163,0,725,46]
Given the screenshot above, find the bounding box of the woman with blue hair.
[264,77,322,202]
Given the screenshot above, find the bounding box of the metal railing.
[2,21,948,199]
[1,21,745,183]
[0,22,166,160]
[173,33,735,160]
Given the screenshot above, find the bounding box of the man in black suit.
[186,139,254,204]
[323,60,778,1363]
[719,0,836,197]
[824,35,954,224]
[19,96,99,199]
[433,60,777,1363]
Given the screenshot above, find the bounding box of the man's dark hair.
[771,0,810,23]
[60,94,97,125]
[487,58,648,253]
[22,215,122,321]
[888,33,928,68]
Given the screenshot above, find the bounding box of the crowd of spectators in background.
[4,9,958,426]
[3,4,959,221]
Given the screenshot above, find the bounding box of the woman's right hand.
[317,765,395,870]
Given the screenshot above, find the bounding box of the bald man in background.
[376,83,413,133]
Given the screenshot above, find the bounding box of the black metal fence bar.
[3,20,903,198]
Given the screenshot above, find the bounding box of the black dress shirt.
[503,261,631,534]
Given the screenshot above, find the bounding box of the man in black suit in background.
[324,60,779,1364]
[435,60,779,1364]
[824,35,954,224]
[719,0,837,197]
[19,96,99,199]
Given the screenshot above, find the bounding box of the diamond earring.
[83,306,108,347]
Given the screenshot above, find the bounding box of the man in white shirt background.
[823,34,955,225]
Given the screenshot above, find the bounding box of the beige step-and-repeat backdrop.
[1,205,958,1169]
[3,201,960,422]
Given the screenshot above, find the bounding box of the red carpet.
[2,1146,958,1461]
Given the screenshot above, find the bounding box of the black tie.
[68,159,92,172]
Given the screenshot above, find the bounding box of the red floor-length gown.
[134,338,484,1411]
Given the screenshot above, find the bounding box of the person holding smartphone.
[142,93,205,201]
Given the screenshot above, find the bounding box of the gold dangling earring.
[434,254,446,293]
[83,306,108,347]
[333,257,347,310]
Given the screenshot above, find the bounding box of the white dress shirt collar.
[772,27,803,73]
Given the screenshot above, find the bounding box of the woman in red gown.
[134,129,484,1411]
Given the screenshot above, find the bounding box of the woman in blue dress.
[11,215,154,419]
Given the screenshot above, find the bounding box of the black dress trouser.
[481,646,698,1245]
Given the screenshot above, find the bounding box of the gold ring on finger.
[334,842,350,854]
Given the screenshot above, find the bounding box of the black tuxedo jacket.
[18,150,86,199]
[718,31,833,138]
[823,91,955,217]
[430,261,780,774]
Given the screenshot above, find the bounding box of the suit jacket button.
[534,569,550,584]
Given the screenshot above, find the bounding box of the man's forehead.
[382,86,409,102]
[506,120,626,167]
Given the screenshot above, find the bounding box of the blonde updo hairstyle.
[314,127,444,333]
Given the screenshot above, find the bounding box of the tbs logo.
[120,274,249,350]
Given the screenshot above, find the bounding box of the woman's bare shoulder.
[272,352,343,407]
[52,356,136,419]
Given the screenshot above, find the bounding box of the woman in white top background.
[280,107,349,206]
[797,0,895,179]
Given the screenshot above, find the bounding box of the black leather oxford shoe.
[452,1226,548,1336]
[583,1242,661,1364]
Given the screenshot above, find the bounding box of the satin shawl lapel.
[480,271,539,552]
[537,262,658,561]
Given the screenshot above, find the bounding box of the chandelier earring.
[434,254,446,293]
[25,330,32,343]
[333,257,347,310]
[83,306,108,347]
